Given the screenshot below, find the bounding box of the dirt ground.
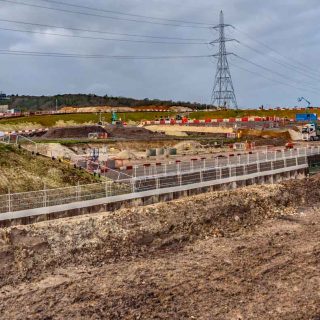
[0,178,320,319]
[42,125,108,139]
[42,125,165,140]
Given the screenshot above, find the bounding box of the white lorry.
[302,123,320,141]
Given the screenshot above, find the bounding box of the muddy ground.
[0,177,320,319]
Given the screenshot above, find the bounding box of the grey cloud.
[0,0,319,107]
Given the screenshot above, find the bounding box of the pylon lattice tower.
[211,10,238,109]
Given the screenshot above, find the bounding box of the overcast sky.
[1,0,320,108]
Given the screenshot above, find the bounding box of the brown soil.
[0,177,320,319]
[104,125,165,139]
[42,125,164,140]
[42,125,107,139]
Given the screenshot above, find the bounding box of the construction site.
[1,101,320,319]
[1,2,320,319]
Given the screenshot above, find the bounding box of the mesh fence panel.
[0,153,310,214]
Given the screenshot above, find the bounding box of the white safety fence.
[129,146,319,178]
[0,147,315,215]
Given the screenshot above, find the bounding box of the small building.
[0,105,9,113]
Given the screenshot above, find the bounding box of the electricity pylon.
[211,10,238,109]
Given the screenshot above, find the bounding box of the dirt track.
[0,178,320,319]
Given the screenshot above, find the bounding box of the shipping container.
[295,113,318,122]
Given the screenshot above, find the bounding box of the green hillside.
[0,144,97,194]
[5,94,211,111]
[0,109,318,128]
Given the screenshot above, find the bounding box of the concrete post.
[131,179,136,193]
[105,180,108,197]
[134,166,137,178]
[43,188,47,208]
[7,189,11,213]
[77,182,81,201]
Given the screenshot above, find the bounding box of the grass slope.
[0,144,97,194]
[0,109,317,128]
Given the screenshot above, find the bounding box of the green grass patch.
[0,144,98,193]
[0,112,175,127]
[0,109,318,128]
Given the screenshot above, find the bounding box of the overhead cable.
[0,0,211,29]
[0,49,212,59]
[0,18,207,41]
[37,0,213,26]
[0,27,209,45]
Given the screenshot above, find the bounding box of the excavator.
[298,97,311,108]
[298,97,320,141]
[111,111,123,126]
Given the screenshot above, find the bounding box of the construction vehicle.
[111,111,123,126]
[296,97,315,122]
[298,97,311,108]
[296,96,319,140]
[302,123,320,141]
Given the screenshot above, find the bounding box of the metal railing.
[128,146,319,178]
[0,146,316,215]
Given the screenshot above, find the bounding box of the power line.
[0,49,212,59]
[0,0,210,29]
[37,0,213,26]
[234,27,320,78]
[0,18,207,41]
[0,26,208,45]
[232,54,320,92]
[236,40,320,83]
[227,59,318,95]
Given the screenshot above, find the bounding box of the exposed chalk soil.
[0,176,320,319]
